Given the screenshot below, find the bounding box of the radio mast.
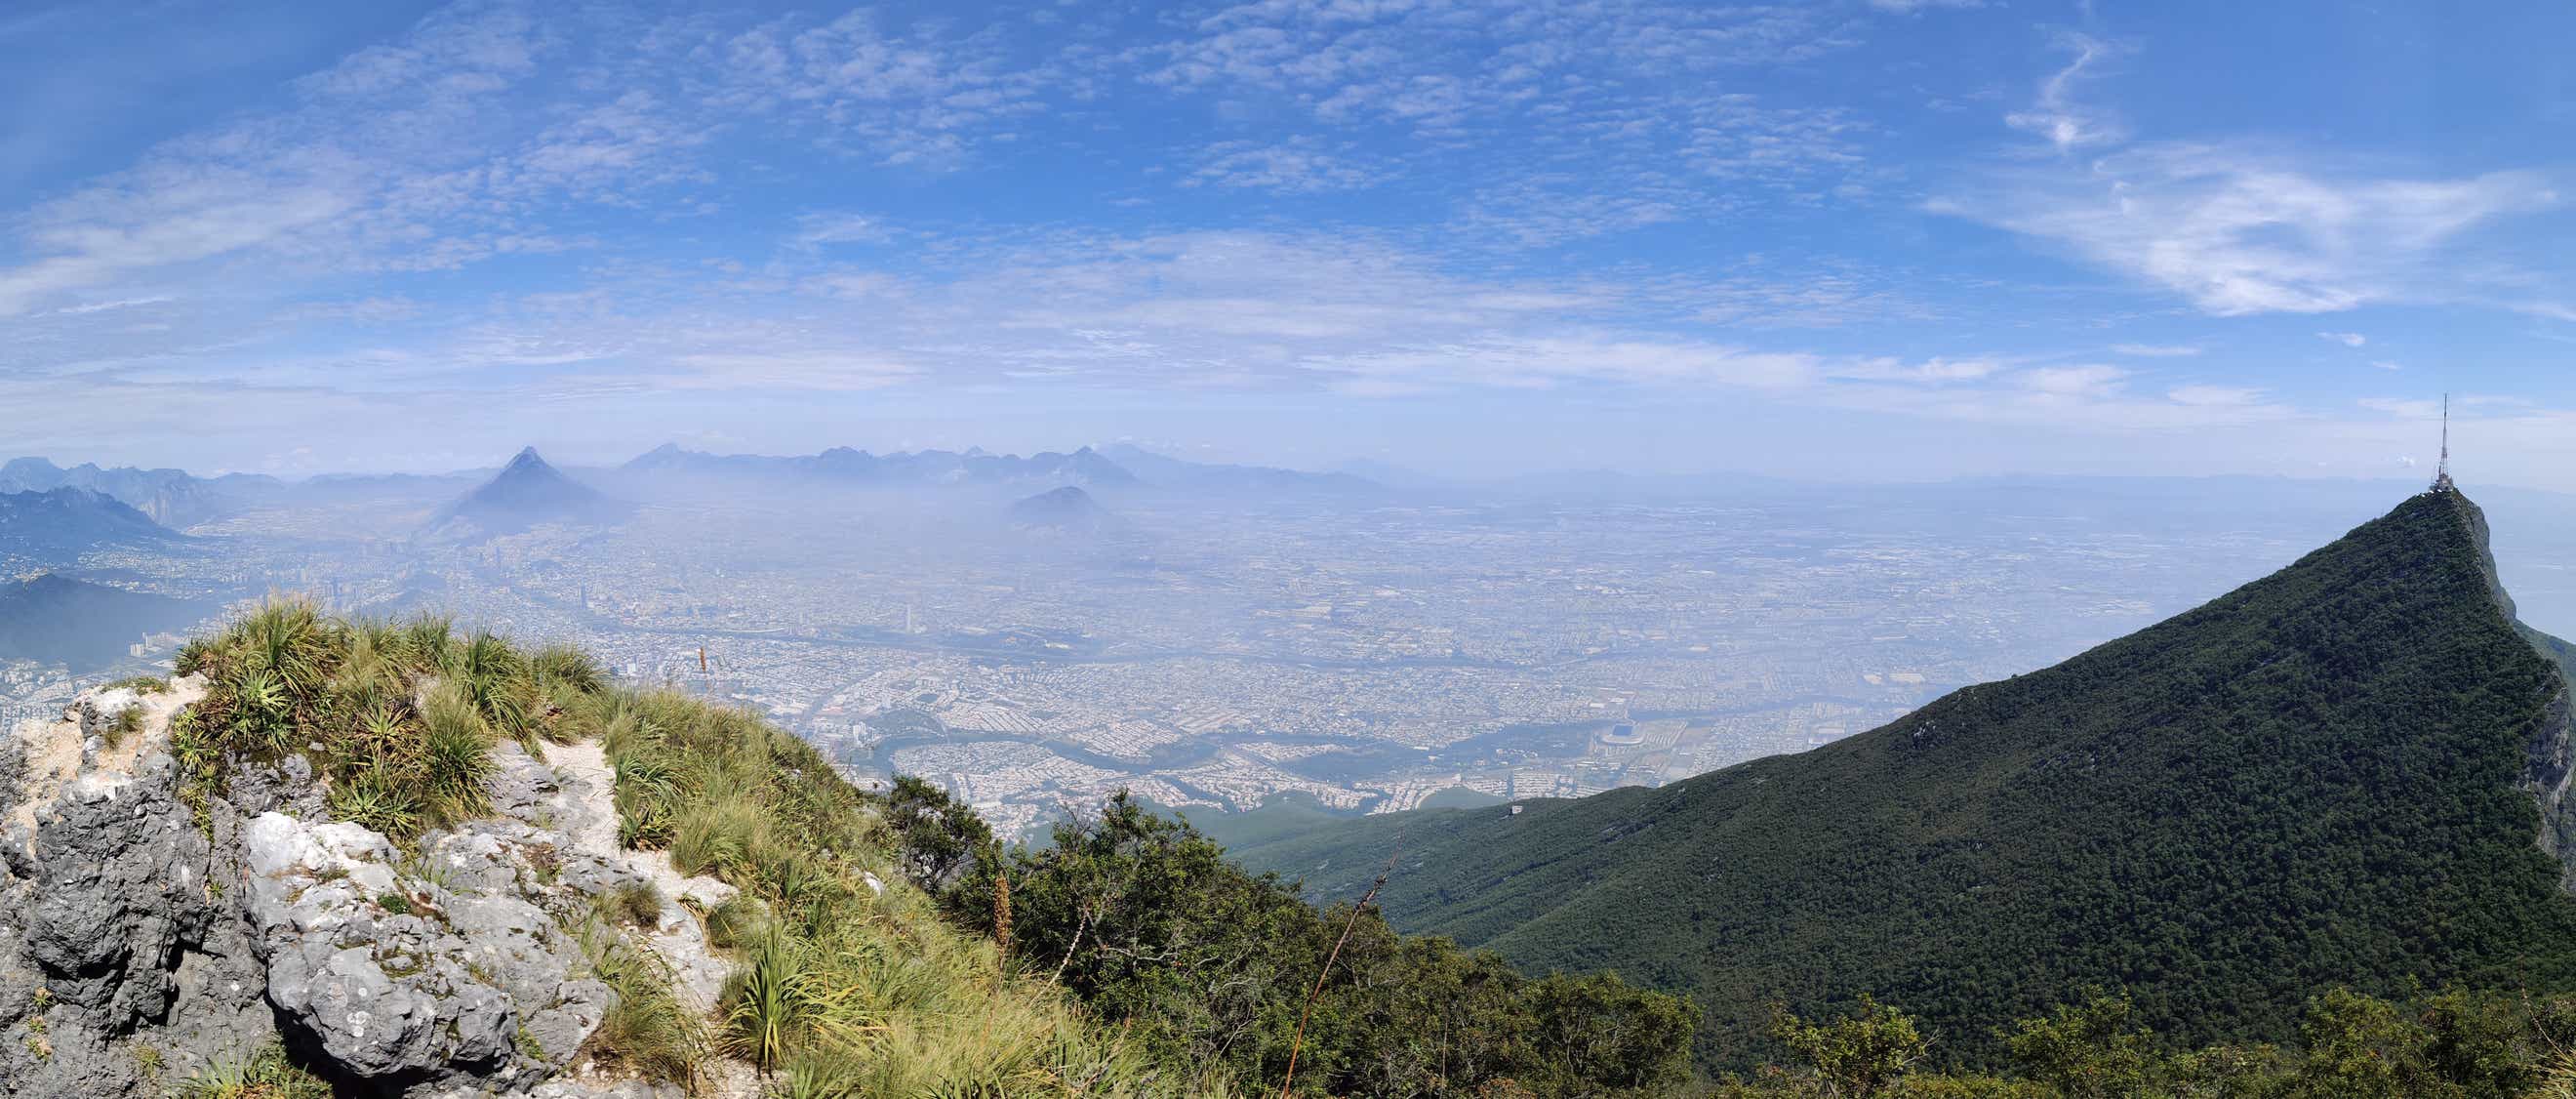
[2432,392,2454,493]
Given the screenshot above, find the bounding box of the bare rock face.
[241,811,524,1083]
[0,680,246,1096]
[17,755,207,1026]
[0,685,718,1098]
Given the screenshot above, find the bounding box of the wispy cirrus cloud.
[1936,144,2561,315]
[2005,32,2125,153]
[1939,29,2565,319]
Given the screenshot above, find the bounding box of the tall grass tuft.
[420,681,495,824]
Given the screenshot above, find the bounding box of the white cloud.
[1937,145,2560,315]
[2168,384,2265,407]
[2370,360,2404,371]
[709,10,1052,167]
[2315,331,2367,347]
[2359,396,2438,418]
[1184,139,1385,193]
[2016,364,2127,396]
[2004,32,2125,153]
[792,213,891,250]
[1830,356,2000,383]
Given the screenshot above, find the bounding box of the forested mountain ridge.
[1230,487,2576,1068]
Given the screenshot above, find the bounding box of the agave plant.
[227,668,297,751]
[328,772,423,839]
[177,1043,332,1099]
[240,599,334,697]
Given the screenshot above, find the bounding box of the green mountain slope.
[1229,488,2576,1068]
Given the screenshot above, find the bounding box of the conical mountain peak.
[430,448,629,536]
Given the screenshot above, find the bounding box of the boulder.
[20,754,208,1029]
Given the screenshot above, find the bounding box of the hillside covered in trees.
[1228,488,2576,1069]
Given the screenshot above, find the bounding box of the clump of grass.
[420,681,496,822]
[576,916,704,1086]
[104,703,145,749]
[103,674,169,695]
[614,879,665,927]
[134,1041,165,1081]
[670,795,765,878]
[177,1042,334,1099]
[704,893,766,951]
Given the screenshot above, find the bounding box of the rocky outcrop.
[243,811,527,1083]
[0,684,728,1098]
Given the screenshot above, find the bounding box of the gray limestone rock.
[241,810,522,1083]
[2,683,707,1099]
[22,753,209,1029]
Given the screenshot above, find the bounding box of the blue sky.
[2,0,2572,487]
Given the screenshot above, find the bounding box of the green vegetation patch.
[176,1042,334,1099]
[171,601,600,842]
[901,784,1702,1097]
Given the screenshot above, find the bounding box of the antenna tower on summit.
[2432,392,2455,493]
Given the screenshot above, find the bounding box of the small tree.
[2002,993,2153,1098]
[1771,995,1927,1099]
[881,773,994,892]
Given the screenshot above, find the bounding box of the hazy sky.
[2,1,2572,485]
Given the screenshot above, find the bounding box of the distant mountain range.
[0,488,181,563]
[0,574,213,672]
[429,448,632,536]
[1094,444,1382,497]
[624,443,1140,488]
[618,442,1401,498]
[0,458,278,528]
[1230,488,2576,1069]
